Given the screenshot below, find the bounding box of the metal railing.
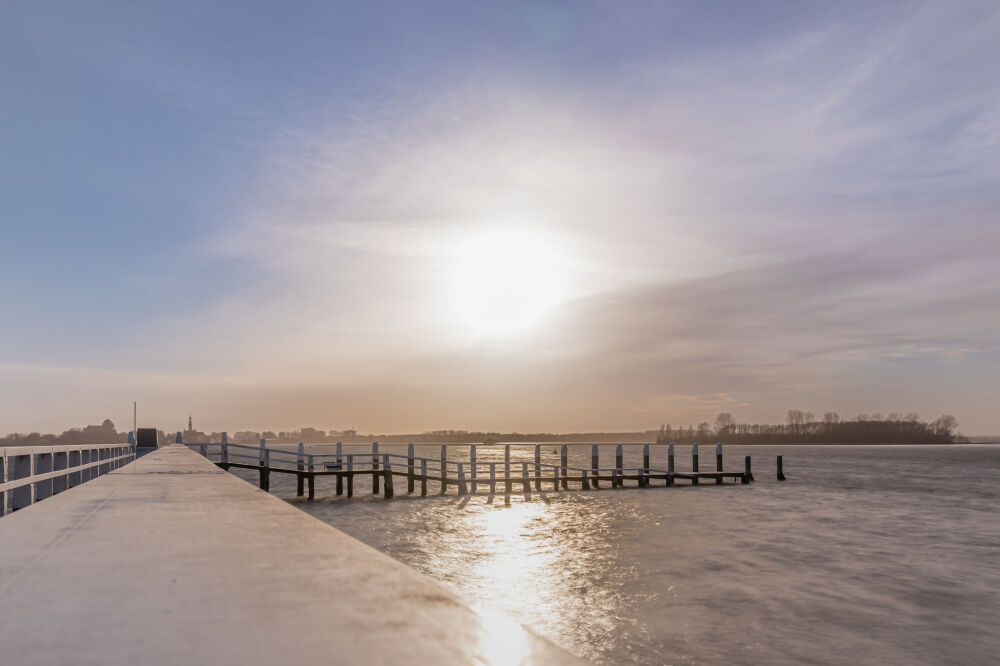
[0,444,135,516]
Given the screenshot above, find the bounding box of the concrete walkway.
[0,444,585,665]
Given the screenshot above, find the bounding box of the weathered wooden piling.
[615,444,623,488]
[534,444,542,491]
[297,442,305,497]
[335,442,343,496]
[307,455,315,500]
[457,463,468,496]
[641,444,650,487]
[743,455,752,484]
[420,459,428,496]
[470,445,477,493]
[582,469,590,490]
[560,445,569,490]
[440,445,448,494]
[592,444,600,489]
[692,444,699,485]
[382,454,394,499]
[372,442,380,495]
[777,455,786,481]
[716,443,723,485]
[504,445,511,495]
[489,463,496,495]
[521,462,530,494]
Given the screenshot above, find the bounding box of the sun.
[449,228,568,338]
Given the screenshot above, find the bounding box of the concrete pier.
[0,445,584,665]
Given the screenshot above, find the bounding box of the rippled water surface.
[234,444,1000,665]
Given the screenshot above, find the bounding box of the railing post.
[372,442,380,495]
[716,443,723,485]
[457,463,468,496]
[641,444,650,487]
[534,444,541,491]
[615,444,623,488]
[504,444,511,495]
[470,444,477,493]
[420,458,428,496]
[592,444,600,489]
[489,462,496,495]
[383,454,394,499]
[521,461,529,495]
[692,443,699,485]
[297,442,305,497]
[307,454,315,500]
[258,439,268,491]
[335,442,343,496]
[220,432,229,470]
[407,444,415,494]
[560,444,568,490]
[440,445,447,495]
[11,454,32,510]
[1,451,7,516]
[347,455,354,497]
[582,469,590,490]
[667,443,674,487]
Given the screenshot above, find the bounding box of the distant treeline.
[1,418,131,447]
[656,411,964,444]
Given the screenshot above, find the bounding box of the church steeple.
[187,415,193,432]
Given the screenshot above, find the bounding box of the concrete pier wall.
[0,444,584,665]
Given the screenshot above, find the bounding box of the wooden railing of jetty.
[0,443,135,515]
[182,433,786,501]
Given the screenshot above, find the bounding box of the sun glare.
[449,228,568,338]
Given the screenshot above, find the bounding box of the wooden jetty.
[182,434,785,501]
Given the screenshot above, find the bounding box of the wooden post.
[667,443,674,487]
[522,461,530,494]
[592,444,600,489]
[458,463,468,496]
[470,445,477,493]
[382,454,394,499]
[407,444,415,494]
[716,443,723,485]
[615,444,623,488]
[582,469,590,490]
[440,445,448,495]
[534,444,541,491]
[307,455,315,500]
[641,444,650,487]
[220,432,229,470]
[692,443,699,485]
[504,444,511,495]
[560,444,568,490]
[552,457,560,491]
[335,442,343,496]
[262,448,271,492]
[297,442,305,497]
[743,455,751,484]
[489,462,496,495]
[347,455,354,498]
[372,442,380,495]
[421,459,428,496]
[258,439,267,490]
[777,455,786,481]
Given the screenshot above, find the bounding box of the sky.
[1,1,998,436]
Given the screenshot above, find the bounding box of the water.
[234,444,1000,665]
